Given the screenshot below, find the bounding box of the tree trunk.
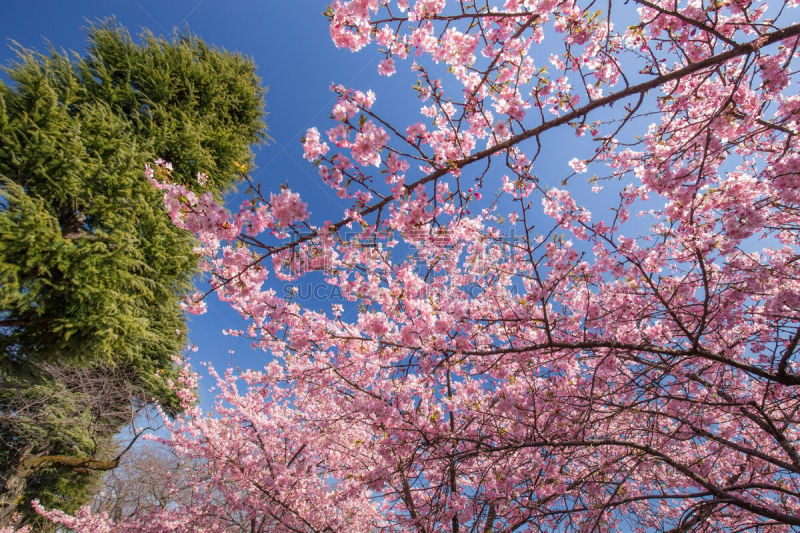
[0,446,120,527]
[0,445,35,527]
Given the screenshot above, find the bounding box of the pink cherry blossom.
[302,126,330,161]
[35,1,800,532]
[270,188,309,226]
[378,56,396,76]
[568,157,587,173]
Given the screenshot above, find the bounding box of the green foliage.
[0,370,110,533]
[0,20,266,525]
[23,467,100,533]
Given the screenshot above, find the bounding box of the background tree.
[0,20,265,528]
[0,363,161,529]
[90,443,188,522]
[33,0,800,531]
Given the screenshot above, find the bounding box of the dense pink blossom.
[269,189,309,226]
[302,127,329,161]
[34,1,800,531]
[378,56,396,76]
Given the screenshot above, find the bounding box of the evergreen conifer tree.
[0,20,265,528]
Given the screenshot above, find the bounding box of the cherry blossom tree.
[36,0,800,530]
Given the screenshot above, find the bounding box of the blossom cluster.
[33,0,800,531]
